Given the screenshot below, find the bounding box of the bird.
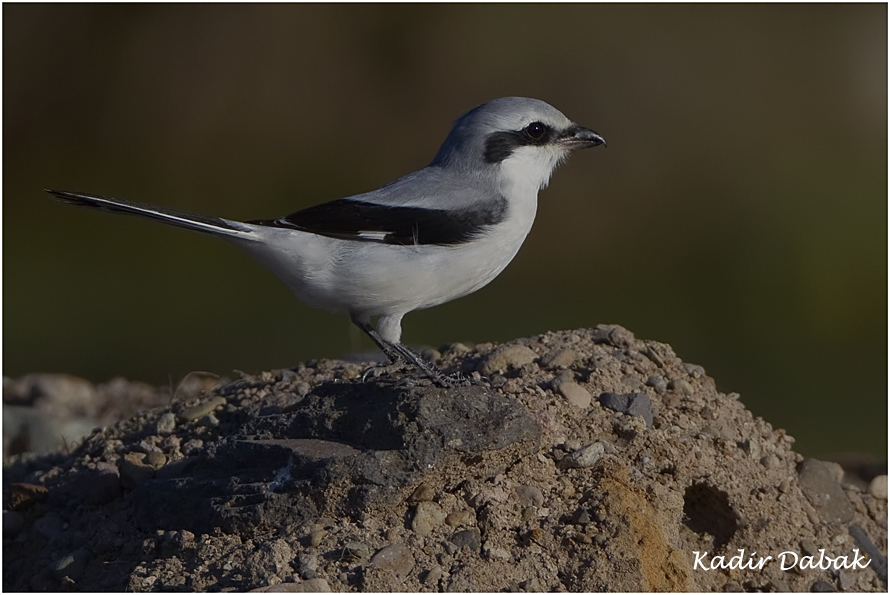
[47,97,606,387]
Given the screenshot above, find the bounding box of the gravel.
[3,324,886,592]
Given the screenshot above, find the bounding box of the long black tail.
[46,189,249,237]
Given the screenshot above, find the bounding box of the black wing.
[249,198,507,246]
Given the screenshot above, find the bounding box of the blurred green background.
[4,4,886,458]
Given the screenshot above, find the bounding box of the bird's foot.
[361,360,411,383]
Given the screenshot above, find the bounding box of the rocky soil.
[3,325,887,592]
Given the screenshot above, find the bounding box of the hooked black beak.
[560,125,607,149]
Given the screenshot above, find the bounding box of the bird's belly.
[235,213,534,317]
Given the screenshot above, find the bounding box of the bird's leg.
[351,317,469,387]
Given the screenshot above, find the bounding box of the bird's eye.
[525,121,547,140]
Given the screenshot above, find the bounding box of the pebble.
[253,578,332,592]
[182,439,204,456]
[667,378,694,396]
[620,374,643,390]
[145,451,168,469]
[178,396,227,422]
[422,565,443,585]
[343,541,371,561]
[645,375,667,395]
[308,529,328,547]
[558,443,605,470]
[155,412,176,435]
[198,414,220,428]
[482,543,511,560]
[868,475,888,500]
[540,348,579,369]
[10,483,48,510]
[445,509,475,527]
[449,528,482,551]
[408,484,435,503]
[3,510,25,539]
[557,382,592,409]
[514,485,545,508]
[370,543,415,581]
[760,454,778,469]
[837,570,855,591]
[797,458,854,524]
[682,363,706,378]
[478,345,537,376]
[412,501,446,536]
[810,580,835,592]
[598,392,653,428]
[49,548,91,580]
[592,324,635,348]
[522,578,545,592]
[297,553,317,579]
[572,509,591,525]
[119,452,155,489]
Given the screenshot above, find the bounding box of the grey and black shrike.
[47,97,606,386]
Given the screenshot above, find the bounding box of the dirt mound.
[3,325,887,591]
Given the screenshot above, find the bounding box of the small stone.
[256,578,332,592]
[868,475,888,499]
[598,392,653,427]
[411,501,446,536]
[541,348,579,369]
[10,483,48,510]
[760,454,778,469]
[667,378,694,396]
[798,458,854,524]
[572,533,593,544]
[198,413,220,428]
[408,484,435,503]
[370,543,415,581]
[482,543,511,560]
[810,580,835,592]
[682,363,706,378]
[178,396,226,422]
[837,570,855,591]
[514,485,545,508]
[145,451,168,469]
[558,443,604,470]
[119,452,155,489]
[421,348,441,364]
[449,528,481,551]
[522,578,545,592]
[3,510,25,539]
[343,541,371,561]
[478,344,537,376]
[620,374,643,390]
[50,548,91,580]
[155,412,176,435]
[557,382,592,408]
[422,565,443,585]
[572,509,591,525]
[181,438,204,456]
[297,553,318,580]
[308,530,328,547]
[592,324,635,348]
[445,509,475,527]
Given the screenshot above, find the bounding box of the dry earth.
[3,325,887,592]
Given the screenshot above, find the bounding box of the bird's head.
[431,97,605,191]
